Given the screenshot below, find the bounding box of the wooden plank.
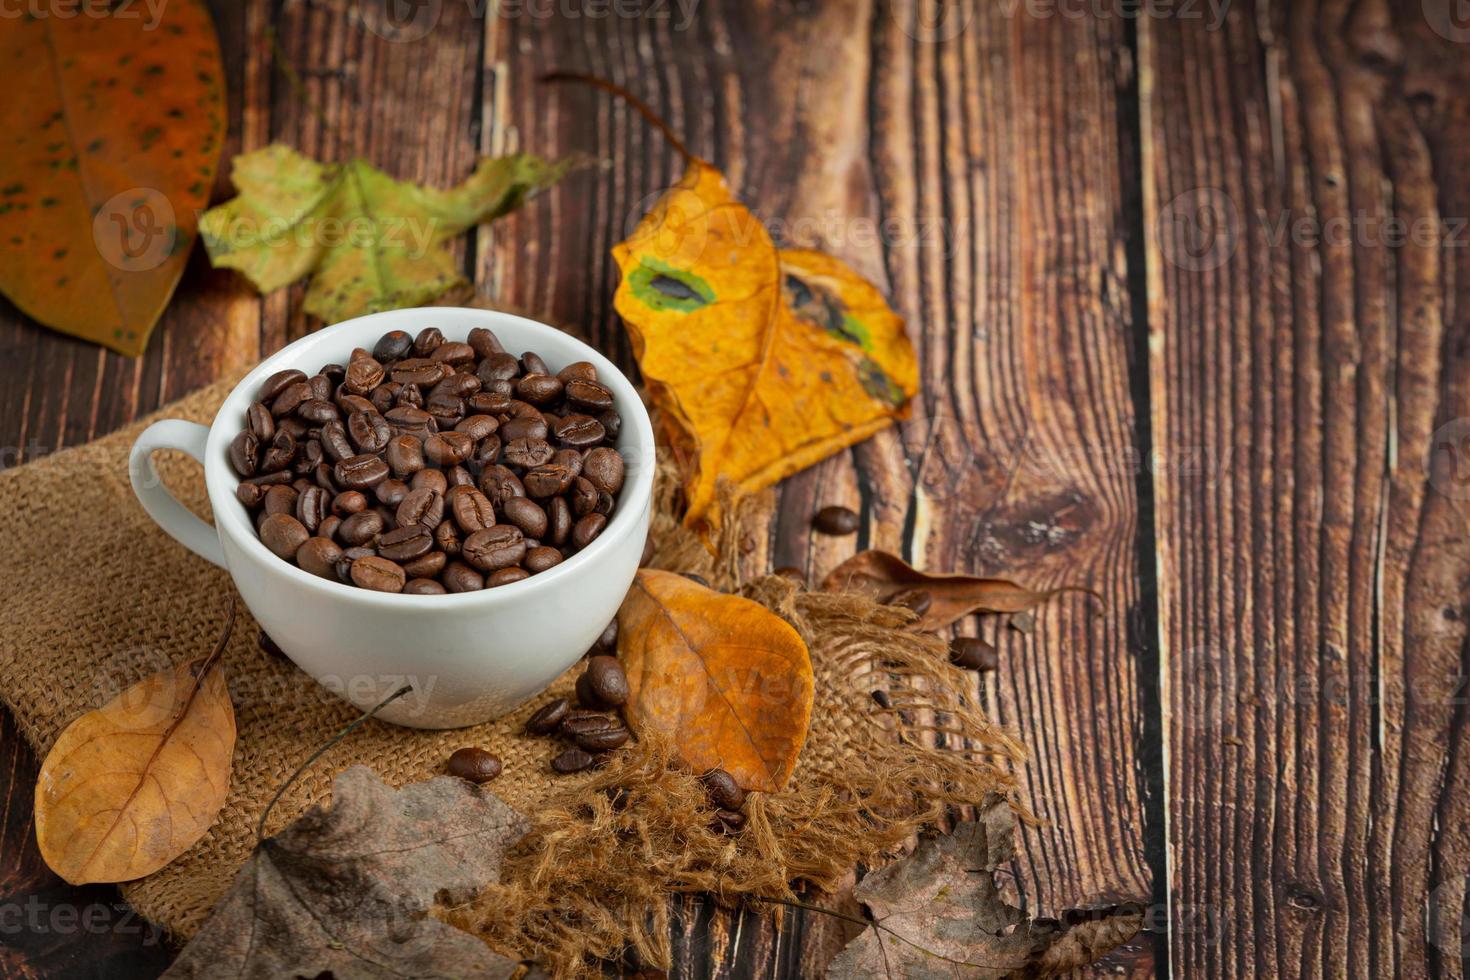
[1142,0,1470,975]
[483,1,1158,974]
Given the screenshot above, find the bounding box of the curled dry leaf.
[613,160,918,533]
[0,0,226,354]
[826,797,1143,979]
[822,549,1092,631]
[165,766,530,979]
[34,604,237,885]
[618,569,813,793]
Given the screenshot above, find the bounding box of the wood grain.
[1142,0,1470,975]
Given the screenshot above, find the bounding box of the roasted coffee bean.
[332,490,368,517]
[271,380,311,418]
[334,453,390,490]
[700,769,745,810]
[405,577,447,595]
[593,618,618,653]
[557,361,597,383]
[598,409,621,441]
[259,368,306,403]
[564,377,614,412]
[712,809,746,834]
[479,465,526,508]
[373,329,413,361]
[525,697,570,735]
[551,747,596,774]
[451,488,497,533]
[263,484,299,517]
[402,550,446,579]
[574,673,608,710]
[584,655,629,707]
[246,402,275,441]
[337,510,384,546]
[384,434,426,476]
[569,477,599,517]
[396,487,444,528]
[320,420,355,462]
[516,373,564,406]
[561,710,617,737]
[524,546,562,573]
[320,362,347,383]
[229,431,260,476]
[347,410,392,454]
[236,481,265,508]
[467,326,505,358]
[377,524,434,562]
[260,513,310,559]
[949,636,999,672]
[259,429,297,473]
[463,525,526,571]
[412,468,449,495]
[551,413,605,448]
[524,462,575,498]
[369,384,396,414]
[430,340,476,365]
[432,372,482,400]
[887,587,932,616]
[576,726,629,753]
[313,461,338,492]
[476,351,521,385]
[318,514,343,540]
[443,560,485,593]
[350,555,406,592]
[425,391,466,428]
[296,398,339,425]
[446,747,502,783]
[307,374,333,401]
[813,504,860,535]
[521,351,550,375]
[374,478,410,508]
[454,414,499,441]
[423,431,474,466]
[413,326,446,356]
[445,464,474,487]
[296,536,343,578]
[434,520,462,556]
[547,496,572,546]
[296,486,330,531]
[392,358,446,387]
[488,567,530,587]
[239,472,293,494]
[500,415,548,442]
[344,352,385,394]
[394,383,423,408]
[500,496,548,538]
[582,447,625,494]
[572,513,607,550]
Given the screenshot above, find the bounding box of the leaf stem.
[540,72,694,164]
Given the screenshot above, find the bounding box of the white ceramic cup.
[128,308,654,729]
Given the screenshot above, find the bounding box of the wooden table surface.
[3,1,1468,977]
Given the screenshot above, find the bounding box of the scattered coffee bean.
[576,726,629,752]
[712,809,746,834]
[949,636,999,671]
[560,709,617,737]
[446,747,502,783]
[551,747,597,774]
[812,505,860,535]
[888,587,933,617]
[700,768,746,811]
[584,655,629,707]
[525,697,570,735]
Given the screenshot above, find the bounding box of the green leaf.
[200,145,571,322]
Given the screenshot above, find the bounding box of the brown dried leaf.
[34,611,237,885]
[826,798,1142,978]
[165,766,530,979]
[822,550,1091,631]
[618,569,814,793]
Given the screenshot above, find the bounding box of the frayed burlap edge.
[440,471,1027,977]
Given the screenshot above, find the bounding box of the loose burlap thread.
[0,379,1024,976]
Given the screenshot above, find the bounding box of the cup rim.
[204,307,656,608]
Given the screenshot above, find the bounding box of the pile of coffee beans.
[229,326,627,593]
[525,620,632,774]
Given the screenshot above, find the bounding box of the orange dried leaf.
[612,161,918,532]
[0,0,227,354]
[34,618,236,885]
[823,550,1093,631]
[617,569,813,793]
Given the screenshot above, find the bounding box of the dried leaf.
[613,161,918,532]
[165,766,530,979]
[201,145,572,323]
[618,569,814,793]
[822,550,1090,631]
[826,798,1142,978]
[0,0,226,355]
[35,610,237,885]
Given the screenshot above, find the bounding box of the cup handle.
[128,420,226,569]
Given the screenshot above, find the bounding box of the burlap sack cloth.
[0,379,1025,976]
